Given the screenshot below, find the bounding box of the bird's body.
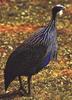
[5,20,57,76]
[4,4,65,95]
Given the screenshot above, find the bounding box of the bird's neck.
[51,18,56,25]
[47,18,56,28]
[52,12,57,21]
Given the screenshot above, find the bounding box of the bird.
[4,4,65,95]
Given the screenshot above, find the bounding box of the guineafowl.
[4,4,65,95]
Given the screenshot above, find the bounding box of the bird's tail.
[4,69,15,92]
[4,71,10,91]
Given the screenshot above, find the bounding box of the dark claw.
[18,86,27,96]
[27,92,31,96]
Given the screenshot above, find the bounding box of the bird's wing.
[5,43,47,70]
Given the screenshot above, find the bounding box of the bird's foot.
[19,86,27,96]
[27,92,31,96]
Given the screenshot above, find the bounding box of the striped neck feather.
[27,19,56,46]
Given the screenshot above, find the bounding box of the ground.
[0,0,72,100]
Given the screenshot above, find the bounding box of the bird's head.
[52,4,65,20]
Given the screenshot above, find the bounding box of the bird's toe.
[19,86,27,95]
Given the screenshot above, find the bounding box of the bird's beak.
[59,6,65,16]
[62,5,65,10]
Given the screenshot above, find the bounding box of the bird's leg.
[18,76,23,89]
[18,76,27,94]
[28,76,31,95]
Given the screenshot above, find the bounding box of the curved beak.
[62,6,66,10]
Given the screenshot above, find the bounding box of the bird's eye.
[58,10,63,16]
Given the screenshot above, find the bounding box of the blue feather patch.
[41,52,51,67]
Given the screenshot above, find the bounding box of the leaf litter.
[0,0,72,100]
